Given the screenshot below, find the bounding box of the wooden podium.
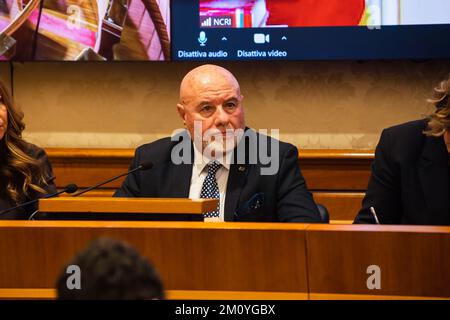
[37,197,218,221]
[0,222,449,300]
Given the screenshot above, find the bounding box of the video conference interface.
[172,0,450,61]
[2,0,450,61]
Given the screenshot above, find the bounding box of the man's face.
[177,70,245,153]
[0,102,7,141]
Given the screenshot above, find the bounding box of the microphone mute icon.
[198,31,207,46]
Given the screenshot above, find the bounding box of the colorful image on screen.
[0,0,170,61]
[199,0,450,28]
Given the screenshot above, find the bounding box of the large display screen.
[0,0,171,61]
[172,0,450,61]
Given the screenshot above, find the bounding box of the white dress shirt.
[188,145,231,222]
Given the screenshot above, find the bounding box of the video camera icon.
[254,33,270,44]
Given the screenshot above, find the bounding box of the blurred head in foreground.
[56,237,165,300]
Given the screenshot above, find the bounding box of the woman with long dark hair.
[0,80,56,219]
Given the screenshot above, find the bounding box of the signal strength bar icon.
[201,17,212,27]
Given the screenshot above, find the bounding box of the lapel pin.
[238,166,246,172]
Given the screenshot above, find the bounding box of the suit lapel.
[224,129,254,221]
[418,136,449,223]
[167,162,193,197]
[166,134,194,198]
[224,163,249,221]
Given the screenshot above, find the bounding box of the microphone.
[198,31,207,46]
[72,160,154,197]
[370,206,380,224]
[0,183,79,216]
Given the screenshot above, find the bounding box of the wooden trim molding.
[309,293,450,300]
[0,288,309,300]
[45,148,374,161]
[2,289,448,300]
[45,148,134,159]
[39,198,217,214]
[299,149,374,160]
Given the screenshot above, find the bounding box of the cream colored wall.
[6,60,450,149]
[0,63,11,93]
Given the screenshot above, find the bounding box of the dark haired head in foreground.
[56,237,165,300]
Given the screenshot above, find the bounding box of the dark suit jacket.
[354,119,450,225]
[0,143,57,219]
[114,129,320,222]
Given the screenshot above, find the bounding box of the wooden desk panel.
[0,221,309,293]
[2,221,448,299]
[39,198,217,214]
[306,225,450,298]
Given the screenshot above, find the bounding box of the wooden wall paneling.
[47,148,133,189]
[313,192,364,221]
[298,149,373,191]
[46,148,374,190]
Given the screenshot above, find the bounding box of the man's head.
[177,64,245,154]
[56,237,165,300]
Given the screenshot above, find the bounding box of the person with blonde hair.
[0,80,56,219]
[355,75,450,225]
